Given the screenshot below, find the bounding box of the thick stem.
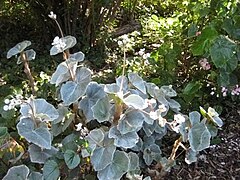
[21,52,36,96]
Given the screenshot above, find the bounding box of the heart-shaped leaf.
[123,94,148,110]
[43,160,60,180]
[64,149,81,169]
[50,62,71,86]
[3,165,29,180]
[20,98,59,122]
[28,144,58,164]
[188,122,211,152]
[69,51,85,62]
[92,96,111,122]
[91,145,116,171]
[117,110,144,134]
[97,150,130,180]
[28,171,44,180]
[17,49,36,64]
[17,118,52,149]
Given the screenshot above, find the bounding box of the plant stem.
[120,47,126,92]
[21,52,36,96]
[169,136,182,160]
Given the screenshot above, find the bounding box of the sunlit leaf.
[7,40,31,59]
[128,73,146,94]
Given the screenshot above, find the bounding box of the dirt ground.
[164,102,240,180]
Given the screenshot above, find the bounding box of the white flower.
[75,123,83,131]
[143,53,150,59]
[3,105,9,111]
[4,99,10,104]
[138,48,145,56]
[174,114,185,124]
[149,111,158,120]
[52,36,66,51]
[48,11,56,20]
[159,104,167,113]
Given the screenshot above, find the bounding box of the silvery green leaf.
[17,118,52,149]
[189,111,201,125]
[43,160,60,180]
[143,122,155,136]
[206,123,218,137]
[117,110,144,134]
[28,144,58,164]
[185,148,198,164]
[62,36,77,50]
[154,121,167,138]
[142,136,155,150]
[167,98,181,112]
[28,171,44,180]
[143,176,152,180]
[7,40,31,59]
[128,152,139,171]
[146,82,159,97]
[130,138,143,152]
[116,76,128,92]
[60,81,84,105]
[3,165,29,180]
[52,105,69,124]
[79,82,106,121]
[75,67,91,85]
[104,83,120,94]
[86,128,105,147]
[123,94,148,110]
[143,144,161,166]
[69,51,85,62]
[160,85,177,97]
[64,149,81,169]
[109,126,139,148]
[142,113,155,125]
[188,122,211,152]
[20,98,59,122]
[92,96,111,122]
[128,72,146,94]
[153,88,169,105]
[97,150,130,180]
[91,145,116,171]
[50,62,71,86]
[16,49,36,64]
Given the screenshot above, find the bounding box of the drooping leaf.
[189,111,201,125]
[210,35,238,72]
[143,144,162,165]
[207,107,223,127]
[7,40,31,59]
[43,160,60,180]
[185,148,199,164]
[128,73,146,94]
[64,149,81,169]
[69,51,85,62]
[92,96,111,122]
[17,49,36,64]
[17,118,52,149]
[167,98,181,112]
[117,110,144,134]
[109,126,139,148]
[188,122,211,152]
[97,150,130,180]
[104,83,120,94]
[123,94,148,110]
[28,144,58,164]
[91,145,116,171]
[20,98,59,122]
[28,171,44,180]
[3,165,29,180]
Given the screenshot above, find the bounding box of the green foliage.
[2,31,223,179]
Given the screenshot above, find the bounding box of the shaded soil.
[164,103,240,180]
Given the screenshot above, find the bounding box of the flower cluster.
[221,86,228,97]
[199,58,211,70]
[52,36,66,51]
[75,123,89,138]
[171,114,186,133]
[231,85,240,96]
[3,94,23,111]
[48,11,56,20]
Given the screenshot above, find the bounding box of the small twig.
[169,137,182,160]
[20,52,36,96]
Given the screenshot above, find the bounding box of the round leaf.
[3,165,29,180]
[7,40,31,59]
[64,149,81,169]
[43,160,60,180]
[92,96,111,123]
